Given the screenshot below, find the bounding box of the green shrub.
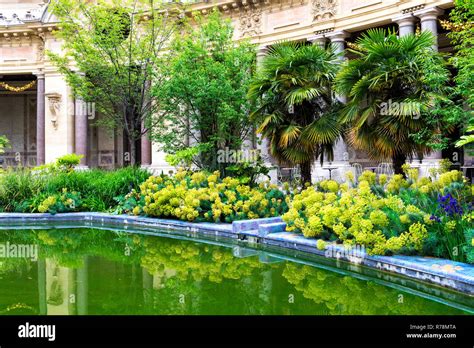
[0,166,150,213]
[56,153,83,170]
[37,189,82,214]
[0,168,46,212]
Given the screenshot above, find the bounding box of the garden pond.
[0,225,473,315]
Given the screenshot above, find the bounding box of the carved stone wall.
[239,6,263,37]
[311,0,338,21]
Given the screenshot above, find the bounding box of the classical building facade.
[0,0,468,179]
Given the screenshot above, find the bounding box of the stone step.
[258,222,287,237]
[232,217,283,233]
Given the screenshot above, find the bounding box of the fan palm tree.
[335,29,449,174]
[248,42,343,183]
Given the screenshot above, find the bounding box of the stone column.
[36,72,45,165]
[327,31,349,103]
[393,14,417,37]
[327,31,349,56]
[255,45,278,183]
[141,123,152,166]
[74,98,88,166]
[415,7,444,51]
[325,31,351,178]
[308,35,327,48]
[415,7,444,165]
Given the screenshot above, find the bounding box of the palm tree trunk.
[300,161,312,184]
[392,153,407,175]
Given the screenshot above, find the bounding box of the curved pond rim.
[0,212,473,302]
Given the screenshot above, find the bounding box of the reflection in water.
[0,228,471,315]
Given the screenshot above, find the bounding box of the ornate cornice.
[401,4,425,14]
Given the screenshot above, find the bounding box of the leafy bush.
[0,164,150,213]
[225,154,270,186]
[43,167,150,210]
[124,170,288,222]
[56,153,83,171]
[0,168,46,212]
[283,169,473,263]
[37,189,82,214]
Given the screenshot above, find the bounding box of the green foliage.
[448,0,474,149]
[225,154,270,186]
[0,136,9,154]
[0,168,46,212]
[48,0,181,165]
[447,0,474,108]
[248,41,343,183]
[456,126,474,147]
[153,10,256,172]
[56,153,83,169]
[165,143,212,170]
[335,29,450,173]
[465,228,474,264]
[37,189,82,214]
[0,166,150,213]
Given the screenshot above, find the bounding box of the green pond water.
[0,227,472,315]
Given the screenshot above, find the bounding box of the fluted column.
[415,7,444,51]
[74,98,88,166]
[393,14,417,37]
[36,72,45,165]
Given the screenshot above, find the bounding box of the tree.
[48,0,181,165]
[248,42,343,183]
[335,29,449,174]
[152,10,255,172]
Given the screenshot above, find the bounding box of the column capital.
[308,35,327,46]
[34,70,45,79]
[326,30,350,43]
[392,13,417,26]
[414,7,444,21]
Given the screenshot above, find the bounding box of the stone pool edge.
[0,212,473,296]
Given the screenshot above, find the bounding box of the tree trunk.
[300,161,312,184]
[392,153,407,175]
[129,138,136,166]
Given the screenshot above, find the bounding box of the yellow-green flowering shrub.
[37,188,82,214]
[283,171,473,261]
[130,170,288,223]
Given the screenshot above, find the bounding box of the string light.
[0,80,36,93]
